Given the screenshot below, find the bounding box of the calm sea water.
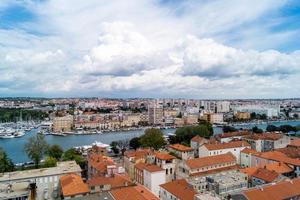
[0,121,299,163]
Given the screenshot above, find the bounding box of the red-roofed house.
[159,179,197,200]
[199,141,250,163]
[88,154,117,178]
[60,174,89,199]
[178,153,237,178]
[154,152,177,182]
[168,144,194,160]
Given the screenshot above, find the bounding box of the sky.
[0,0,300,99]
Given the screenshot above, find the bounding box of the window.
[166,168,168,175]
[170,168,173,174]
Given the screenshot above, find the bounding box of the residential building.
[178,153,237,178]
[243,178,300,200]
[143,164,166,196]
[0,161,81,200]
[191,135,207,157]
[251,168,283,186]
[0,182,31,200]
[240,148,257,168]
[216,101,230,113]
[251,151,300,177]
[203,113,224,124]
[53,115,74,132]
[60,173,89,199]
[168,144,194,160]
[88,154,117,178]
[199,141,250,163]
[244,133,290,152]
[87,174,133,193]
[235,112,251,120]
[148,106,163,125]
[159,179,197,200]
[124,149,153,180]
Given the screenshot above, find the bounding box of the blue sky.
[0,0,300,98]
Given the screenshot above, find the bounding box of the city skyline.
[1,0,300,98]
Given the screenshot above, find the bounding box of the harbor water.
[0,121,299,163]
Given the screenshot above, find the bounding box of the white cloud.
[0,0,299,98]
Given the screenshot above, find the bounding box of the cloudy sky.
[0,0,300,99]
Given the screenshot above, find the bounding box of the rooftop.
[251,168,279,183]
[241,148,257,154]
[244,133,283,141]
[253,151,300,166]
[110,185,159,200]
[204,141,250,151]
[154,152,176,160]
[0,182,29,199]
[186,153,236,169]
[218,131,250,138]
[160,179,197,200]
[87,174,133,188]
[244,178,300,200]
[169,143,193,152]
[0,161,81,183]
[60,173,89,197]
[191,135,206,143]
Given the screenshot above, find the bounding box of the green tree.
[172,123,213,145]
[140,128,166,150]
[24,134,48,168]
[0,148,14,173]
[252,126,263,133]
[110,141,120,154]
[47,144,64,160]
[62,149,85,168]
[129,137,141,150]
[43,157,57,168]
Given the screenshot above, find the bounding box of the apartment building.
[148,106,163,125]
[203,113,224,124]
[53,115,74,132]
[88,154,117,178]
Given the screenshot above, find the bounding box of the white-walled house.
[199,141,250,163]
[154,152,177,182]
[190,135,207,157]
[240,148,257,168]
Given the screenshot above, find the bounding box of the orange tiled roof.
[154,152,176,160]
[252,168,279,183]
[253,151,300,166]
[244,133,283,141]
[204,141,250,151]
[186,152,236,169]
[110,185,159,200]
[88,154,116,174]
[169,144,193,152]
[87,174,133,188]
[60,174,89,197]
[191,165,240,177]
[124,149,153,160]
[240,162,292,178]
[276,147,300,159]
[160,179,197,200]
[241,148,257,154]
[134,163,163,173]
[191,135,205,143]
[244,178,300,200]
[290,139,300,147]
